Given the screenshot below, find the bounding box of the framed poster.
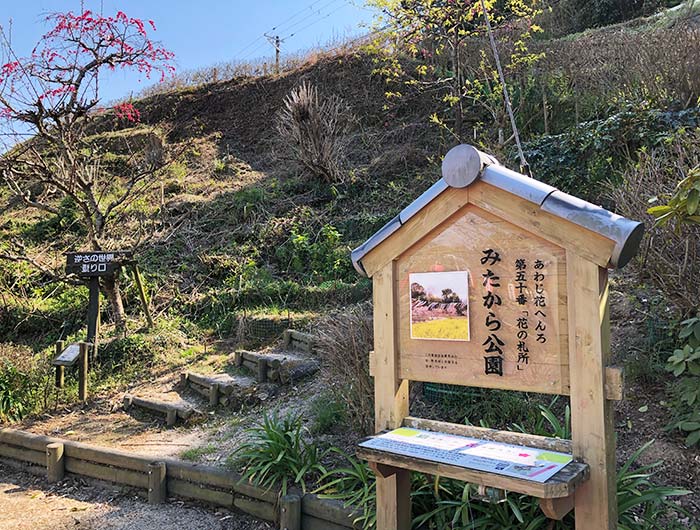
[409,271,470,341]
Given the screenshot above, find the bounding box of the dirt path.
[0,462,273,530]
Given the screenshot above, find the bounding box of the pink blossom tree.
[0,10,175,326]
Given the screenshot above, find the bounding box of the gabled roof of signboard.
[351,144,644,276]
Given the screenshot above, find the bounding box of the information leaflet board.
[360,427,573,483]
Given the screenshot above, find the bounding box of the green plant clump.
[232,412,326,495]
[665,315,700,447]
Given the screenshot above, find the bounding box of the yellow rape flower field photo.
[409,271,470,341]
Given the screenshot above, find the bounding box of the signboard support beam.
[372,261,410,530]
[86,277,100,364]
[78,342,89,402]
[566,253,616,529]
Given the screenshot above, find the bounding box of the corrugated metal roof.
[351,144,644,276]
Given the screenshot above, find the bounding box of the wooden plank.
[540,495,575,520]
[402,417,572,453]
[0,456,46,477]
[372,261,411,530]
[53,343,80,367]
[373,261,408,432]
[468,181,615,268]
[566,255,617,529]
[64,441,153,472]
[242,359,258,373]
[233,497,277,522]
[604,366,624,401]
[167,478,233,507]
[65,457,149,488]
[166,460,279,503]
[0,444,46,466]
[358,446,589,499]
[300,515,354,530]
[288,330,314,343]
[301,494,359,526]
[0,429,60,452]
[362,186,471,277]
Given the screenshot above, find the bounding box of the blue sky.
[1,0,376,103]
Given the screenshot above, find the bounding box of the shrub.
[523,107,700,202]
[232,412,326,495]
[612,128,700,315]
[312,302,374,435]
[0,345,48,422]
[665,315,700,447]
[276,82,353,183]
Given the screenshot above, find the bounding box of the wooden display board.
[397,205,568,394]
[353,145,643,530]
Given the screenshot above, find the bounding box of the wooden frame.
[364,183,620,529]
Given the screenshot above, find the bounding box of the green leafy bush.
[522,107,700,201]
[665,315,700,447]
[232,412,327,495]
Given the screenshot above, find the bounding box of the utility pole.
[264,34,283,74]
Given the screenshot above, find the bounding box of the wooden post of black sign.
[86,277,100,364]
[78,342,89,402]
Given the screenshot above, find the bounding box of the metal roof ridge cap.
[399,179,449,224]
[480,164,558,206]
[540,190,645,269]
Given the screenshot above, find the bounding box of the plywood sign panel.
[396,204,569,395]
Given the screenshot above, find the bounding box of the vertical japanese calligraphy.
[515,259,530,371]
[481,249,504,376]
[533,259,548,346]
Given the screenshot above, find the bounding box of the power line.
[283,1,352,40]
[233,0,341,59]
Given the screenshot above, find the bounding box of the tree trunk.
[451,40,463,140]
[101,275,126,330]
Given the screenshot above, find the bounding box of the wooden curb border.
[0,428,358,529]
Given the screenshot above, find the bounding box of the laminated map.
[359,428,572,483]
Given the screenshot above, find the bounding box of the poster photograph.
[410,271,470,341]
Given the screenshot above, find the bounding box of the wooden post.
[55,340,65,389]
[279,492,301,530]
[78,342,89,402]
[209,383,220,407]
[132,265,154,328]
[86,277,100,364]
[566,252,616,529]
[46,442,64,483]
[372,261,410,530]
[166,408,177,427]
[257,358,268,383]
[148,461,167,504]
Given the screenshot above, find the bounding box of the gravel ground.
[0,462,274,530]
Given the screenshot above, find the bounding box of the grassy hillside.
[1,5,699,416]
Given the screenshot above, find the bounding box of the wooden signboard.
[65,251,133,278]
[351,144,645,530]
[397,205,568,395]
[52,344,81,367]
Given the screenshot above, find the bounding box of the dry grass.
[612,130,700,315]
[311,302,374,435]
